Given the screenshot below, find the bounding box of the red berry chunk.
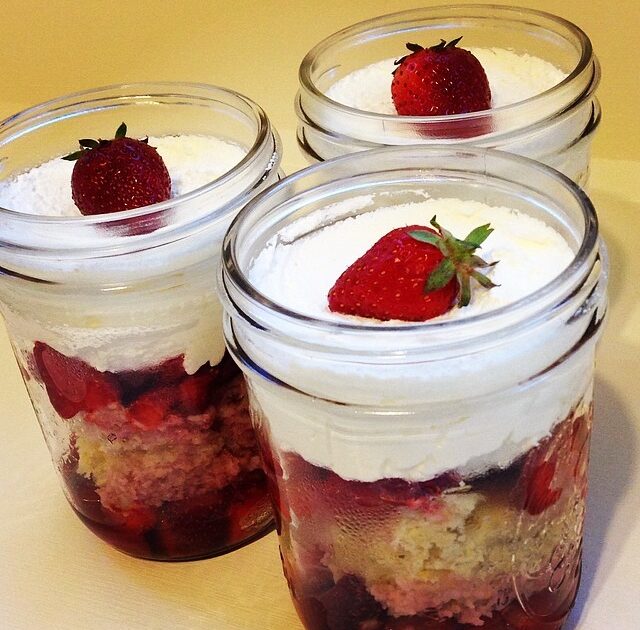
[523,458,562,515]
[116,354,186,404]
[154,491,230,558]
[283,453,461,521]
[106,505,157,535]
[126,389,171,430]
[227,482,272,545]
[33,342,120,419]
[177,368,217,414]
[317,575,384,630]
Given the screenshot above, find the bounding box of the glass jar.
[296,5,600,185]
[0,83,282,560]
[220,146,607,628]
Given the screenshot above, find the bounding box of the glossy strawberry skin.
[523,459,562,515]
[327,225,458,321]
[519,411,589,517]
[70,137,171,216]
[33,341,120,419]
[392,41,491,117]
[126,388,171,430]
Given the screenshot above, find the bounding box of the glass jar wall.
[0,83,282,560]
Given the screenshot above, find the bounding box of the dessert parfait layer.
[255,395,591,629]
[0,83,282,559]
[296,5,600,184]
[220,147,607,627]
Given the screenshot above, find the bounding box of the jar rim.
[0,81,280,255]
[221,145,600,353]
[299,4,595,125]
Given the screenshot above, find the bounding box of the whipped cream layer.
[0,135,246,373]
[326,48,568,114]
[250,195,573,322]
[240,194,597,482]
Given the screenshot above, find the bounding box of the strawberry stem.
[62,122,130,161]
[409,215,499,308]
[393,36,466,75]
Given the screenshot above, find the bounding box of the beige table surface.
[0,1,638,628]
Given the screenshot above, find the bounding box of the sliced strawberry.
[33,341,120,418]
[33,342,86,417]
[155,491,230,558]
[116,354,186,404]
[284,453,460,519]
[227,485,272,545]
[519,406,592,518]
[523,459,562,515]
[328,218,497,321]
[378,474,461,512]
[145,355,186,385]
[82,373,121,413]
[317,575,384,630]
[126,387,172,430]
[257,430,288,528]
[177,368,217,414]
[105,505,157,535]
[283,454,335,518]
[320,471,458,514]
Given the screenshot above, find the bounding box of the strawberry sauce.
[34,342,272,560]
[260,406,590,628]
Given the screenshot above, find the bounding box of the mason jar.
[296,5,600,186]
[0,83,282,560]
[220,146,607,628]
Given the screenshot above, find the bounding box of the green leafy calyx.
[62,122,146,161]
[409,216,499,307]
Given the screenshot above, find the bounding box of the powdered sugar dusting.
[326,48,567,114]
[0,135,246,216]
[0,134,247,373]
[250,195,574,323]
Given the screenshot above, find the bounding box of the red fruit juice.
[260,405,589,628]
[37,343,272,560]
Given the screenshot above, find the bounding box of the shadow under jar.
[220,146,608,628]
[0,83,282,560]
[296,5,600,186]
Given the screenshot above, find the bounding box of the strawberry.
[126,387,172,430]
[523,459,562,515]
[227,485,273,544]
[116,355,186,404]
[328,216,498,321]
[520,408,590,516]
[106,504,157,535]
[155,491,230,558]
[63,122,171,216]
[317,575,384,630]
[176,363,218,414]
[33,342,120,418]
[391,38,491,116]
